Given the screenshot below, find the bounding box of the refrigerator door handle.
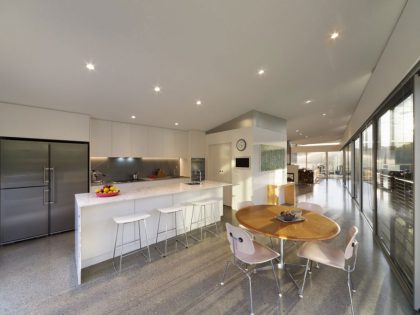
[49,167,55,204]
[44,167,49,184]
[43,188,49,205]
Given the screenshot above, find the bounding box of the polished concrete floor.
[0,179,415,314]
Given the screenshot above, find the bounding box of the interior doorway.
[208,143,232,206]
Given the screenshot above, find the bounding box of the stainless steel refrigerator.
[0,139,88,244]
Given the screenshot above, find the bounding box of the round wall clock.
[236,138,247,151]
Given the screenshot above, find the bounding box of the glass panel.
[362,125,374,226]
[327,151,343,178]
[296,153,306,169]
[377,94,414,287]
[354,138,361,204]
[346,145,352,193]
[307,152,326,178]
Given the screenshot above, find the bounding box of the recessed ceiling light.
[86,63,95,71]
[304,100,312,104]
[174,122,179,126]
[299,133,303,136]
[305,136,308,138]
[154,86,161,93]
[131,115,136,119]
[330,32,339,40]
[196,100,202,106]
[258,69,265,75]
[322,113,327,116]
[296,129,299,132]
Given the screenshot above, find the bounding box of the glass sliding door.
[346,145,352,194]
[296,152,307,169]
[328,151,343,179]
[307,152,327,179]
[377,94,414,287]
[354,138,361,205]
[362,125,375,226]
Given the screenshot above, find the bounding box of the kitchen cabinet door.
[90,119,112,157]
[148,127,165,157]
[173,130,188,158]
[130,125,149,157]
[111,122,131,157]
[188,130,206,158]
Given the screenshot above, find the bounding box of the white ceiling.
[0,0,406,143]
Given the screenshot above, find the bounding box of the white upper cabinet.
[188,130,206,158]
[90,119,188,158]
[130,125,149,157]
[111,122,131,157]
[90,119,112,157]
[166,130,188,158]
[148,127,166,157]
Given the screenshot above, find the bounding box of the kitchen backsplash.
[91,157,180,182]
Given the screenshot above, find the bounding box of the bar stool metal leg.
[112,224,120,271]
[138,220,142,249]
[119,223,125,272]
[155,212,162,244]
[143,219,151,262]
[180,209,189,248]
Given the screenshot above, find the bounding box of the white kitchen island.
[75,180,229,284]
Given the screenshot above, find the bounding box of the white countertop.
[76,180,230,208]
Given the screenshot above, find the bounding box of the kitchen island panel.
[76,181,226,284]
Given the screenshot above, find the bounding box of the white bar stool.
[155,206,189,257]
[189,199,221,241]
[112,213,151,272]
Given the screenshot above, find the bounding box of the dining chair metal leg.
[349,272,356,292]
[270,260,281,297]
[299,259,311,298]
[220,260,231,286]
[347,270,355,315]
[246,273,254,315]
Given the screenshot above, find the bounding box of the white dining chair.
[220,223,281,315]
[297,226,359,315]
[296,201,325,214]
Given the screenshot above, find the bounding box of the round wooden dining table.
[236,204,340,269]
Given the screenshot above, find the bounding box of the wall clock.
[236,138,247,151]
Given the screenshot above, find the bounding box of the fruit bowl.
[96,191,120,197]
[95,184,120,197]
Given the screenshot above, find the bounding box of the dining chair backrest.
[225,223,255,256]
[296,202,324,214]
[344,226,359,261]
[238,201,255,210]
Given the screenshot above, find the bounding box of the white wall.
[206,127,253,209]
[0,102,90,142]
[343,0,420,144]
[252,127,287,205]
[206,124,287,209]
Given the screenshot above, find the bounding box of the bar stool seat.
[112,212,151,272]
[190,198,221,241]
[155,205,189,257]
[114,213,150,224]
